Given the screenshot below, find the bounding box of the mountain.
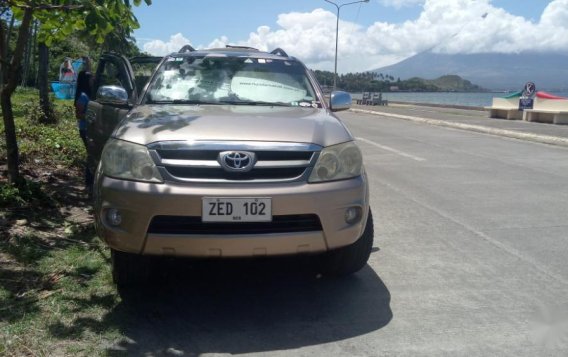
[373,51,568,91]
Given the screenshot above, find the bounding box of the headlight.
[101,139,163,183]
[309,141,363,183]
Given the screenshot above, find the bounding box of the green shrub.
[0,182,23,206]
[0,179,53,208]
[1,90,85,170]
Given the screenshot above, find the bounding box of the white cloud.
[380,0,425,9]
[141,0,568,72]
[541,0,568,27]
[143,33,192,55]
[206,36,230,49]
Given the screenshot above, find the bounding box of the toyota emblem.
[218,151,256,172]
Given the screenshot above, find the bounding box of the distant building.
[390,86,400,92]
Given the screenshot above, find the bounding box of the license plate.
[202,197,272,222]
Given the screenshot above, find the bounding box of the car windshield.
[145,55,320,107]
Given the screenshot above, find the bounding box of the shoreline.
[385,100,485,111]
[348,92,493,111]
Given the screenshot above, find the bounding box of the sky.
[132,0,568,73]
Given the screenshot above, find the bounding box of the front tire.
[111,249,151,290]
[320,209,374,276]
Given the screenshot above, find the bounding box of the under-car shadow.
[105,258,392,355]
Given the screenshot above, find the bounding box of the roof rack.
[225,45,259,51]
[179,45,196,53]
[270,48,289,57]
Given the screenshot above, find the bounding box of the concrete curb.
[350,108,568,148]
[386,101,485,111]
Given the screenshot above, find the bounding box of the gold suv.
[87,46,373,288]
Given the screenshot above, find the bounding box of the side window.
[99,61,124,88]
[94,57,135,101]
[132,62,158,96]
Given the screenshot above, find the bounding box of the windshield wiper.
[147,99,220,105]
[219,100,292,107]
[148,99,293,107]
[173,99,222,105]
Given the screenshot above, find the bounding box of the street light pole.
[324,0,369,91]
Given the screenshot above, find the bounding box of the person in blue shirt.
[74,56,94,195]
[74,57,93,145]
[75,91,90,145]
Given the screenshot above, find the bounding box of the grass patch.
[1,89,123,356]
[1,87,85,170]
[0,227,123,357]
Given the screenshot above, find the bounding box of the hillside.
[373,51,568,91]
[402,75,484,92]
[314,70,482,92]
[427,75,484,91]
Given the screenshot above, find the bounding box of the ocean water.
[351,91,568,108]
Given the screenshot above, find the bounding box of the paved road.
[107,110,568,356]
[343,110,568,356]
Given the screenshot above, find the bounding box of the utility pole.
[323,0,369,91]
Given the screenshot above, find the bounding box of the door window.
[132,61,159,96]
[99,61,126,88]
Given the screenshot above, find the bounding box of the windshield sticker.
[244,58,253,63]
[231,73,307,103]
[258,59,266,64]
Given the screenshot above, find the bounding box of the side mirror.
[330,91,352,112]
[96,85,129,106]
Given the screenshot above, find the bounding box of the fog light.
[106,208,122,227]
[345,207,362,224]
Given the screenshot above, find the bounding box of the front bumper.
[94,174,369,257]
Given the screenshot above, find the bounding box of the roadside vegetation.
[0,90,123,356]
[0,2,157,355]
[0,88,83,202]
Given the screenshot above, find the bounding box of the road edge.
[350,108,568,148]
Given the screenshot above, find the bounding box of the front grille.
[157,150,313,161]
[158,150,218,160]
[166,167,306,180]
[148,142,320,183]
[148,214,322,235]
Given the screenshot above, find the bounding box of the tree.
[35,1,147,123]
[37,41,55,123]
[1,0,152,184]
[0,6,15,89]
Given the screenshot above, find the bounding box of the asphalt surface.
[341,108,568,356]
[106,107,568,356]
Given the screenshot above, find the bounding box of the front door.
[85,54,162,163]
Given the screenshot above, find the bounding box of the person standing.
[59,58,75,98]
[74,56,94,195]
[74,56,93,141]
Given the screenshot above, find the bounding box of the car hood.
[113,105,352,147]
